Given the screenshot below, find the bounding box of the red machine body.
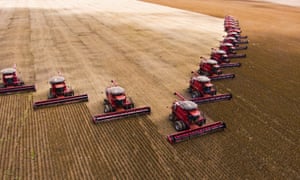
[33,76,88,108]
[219,43,246,59]
[167,93,226,144]
[226,32,248,43]
[93,81,151,123]
[47,76,74,98]
[169,100,206,131]
[0,68,36,94]
[210,50,241,68]
[197,59,235,80]
[189,75,216,98]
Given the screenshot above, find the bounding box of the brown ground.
[0,0,299,179]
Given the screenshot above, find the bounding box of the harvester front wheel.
[191,91,201,98]
[104,105,112,113]
[174,121,186,132]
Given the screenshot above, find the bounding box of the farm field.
[0,0,299,179]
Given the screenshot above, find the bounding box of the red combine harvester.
[219,43,246,59]
[0,67,36,94]
[226,32,248,43]
[183,75,232,104]
[92,81,151,123]
[210,50,241,68]
[33,76,88,108]
[167,94,226,144]
[222,37,247,50]
[197,58,235,80]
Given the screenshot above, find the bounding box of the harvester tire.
[174,121,186,131]
[104,105,111,113]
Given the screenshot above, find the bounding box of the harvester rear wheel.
[174,121,186,132]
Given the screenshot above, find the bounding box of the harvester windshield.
[188,109,200,122]
[212,65,221,74]
[114,94,126,106]
[4,75,14,84]
[203,83,214,94]
[54,84,65,95]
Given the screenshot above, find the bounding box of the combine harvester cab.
[0,67,36,95]
[33,76,88,109]
[167,96,226,144]
[197,58,235,81]
[93,80,151,123]
[210,50,242,68]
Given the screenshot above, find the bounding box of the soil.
[0,0,299,179]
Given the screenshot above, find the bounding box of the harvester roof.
[216,50,226,54]
[107,86,125,95]
[228,31,238,35]
[49,76,65,84]
[193,75,211,83]
[221,43,233,47]
[1,68,16,74]
[206,59,218,65]
[224,37,236,41]
[176,100,197,110]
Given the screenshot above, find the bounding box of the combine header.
[167,94,226,144]
[0,67,36,94]
[33,76,88,109]
[92,81,150,123]
[197,58,235,80]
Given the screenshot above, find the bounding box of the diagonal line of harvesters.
[167,15,248,144]
[0,15,247,145]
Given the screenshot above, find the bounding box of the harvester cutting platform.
[167,94,226,144]
[33,76,88,109]
[0,67,36,94]
[197,58,235,80]
[92,81,151,123]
